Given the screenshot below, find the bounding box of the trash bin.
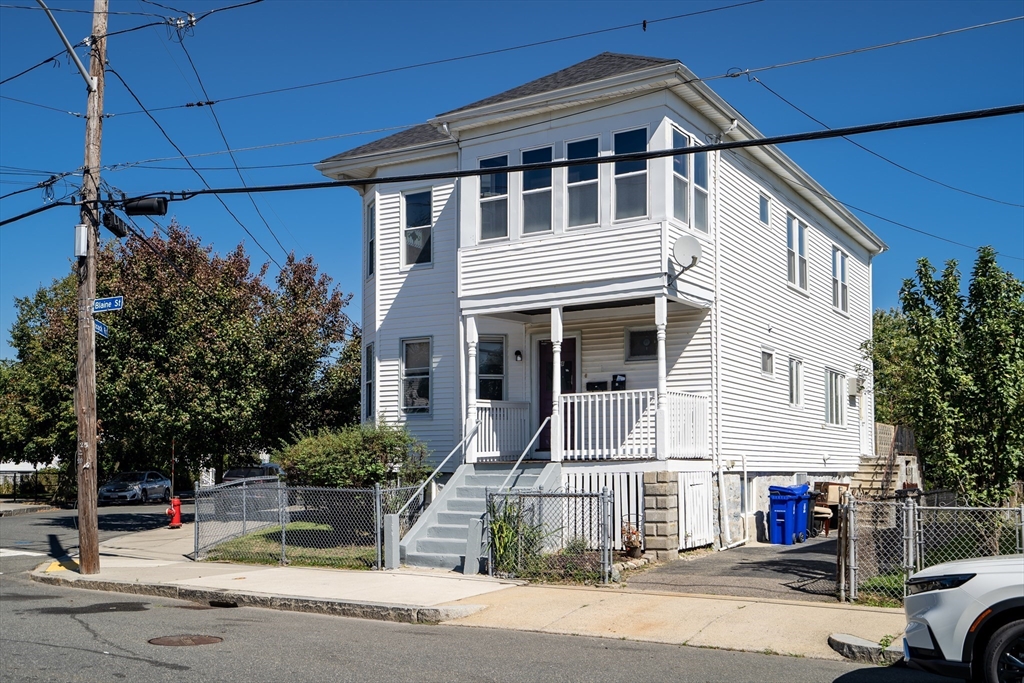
[795,492,811,543]
[768,484,809,545]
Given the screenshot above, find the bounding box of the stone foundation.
[643,471,679,562]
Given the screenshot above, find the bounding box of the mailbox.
[585,381,608,392]
[611,374,626,391]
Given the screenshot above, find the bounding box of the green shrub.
[274,421,429,488]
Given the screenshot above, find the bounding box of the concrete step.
[427,524,468,539]
[416,538,468,555]
[404,551,464,570]
[447,498,486,513]
[455,486,487,499]
[437,511,481,526]
[463,474,539,488]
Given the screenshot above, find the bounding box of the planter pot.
[625,546,642,559]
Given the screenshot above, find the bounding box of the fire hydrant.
[166,497,182,529]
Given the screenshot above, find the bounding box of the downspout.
[713,147,729,549]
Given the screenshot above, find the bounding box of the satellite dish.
[672,234,702,271]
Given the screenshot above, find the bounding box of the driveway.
[627,535,841,602]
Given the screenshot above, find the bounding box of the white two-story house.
[317,53,886,568]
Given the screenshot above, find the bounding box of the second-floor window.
[522,147,552,234]
[480,155,508,240]
[478,337,505,400]
[672,129,708,232]
[567,138,598,227]
[365,200,375,278]
[787,215,807,290]
[759,194,770,225]
[832,247,849,312]
[614,128,647,220]
[693,148,708,232]
[404,190,432,266]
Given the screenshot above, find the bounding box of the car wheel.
[141,490,148,504]
[162,487,170,504]
[982,619,1024,683]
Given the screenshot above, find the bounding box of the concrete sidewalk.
[31,523,906,661]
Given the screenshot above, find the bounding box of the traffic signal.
[123,197,168,216]
[102,211,129,238]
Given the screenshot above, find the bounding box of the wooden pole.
[75,0,108,575]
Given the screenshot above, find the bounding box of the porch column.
[550,306,563,462]
[465,315,478,464]
[655,295,669,461]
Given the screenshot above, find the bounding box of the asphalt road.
[0,509,957,683]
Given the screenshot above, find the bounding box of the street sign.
[93,296,123,313]
[94,319,108,338]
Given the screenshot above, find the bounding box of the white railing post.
[655,295,669,461]
[550,306,563,462]
[465,315,479,464]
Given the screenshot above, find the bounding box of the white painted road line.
[0,548,45,557]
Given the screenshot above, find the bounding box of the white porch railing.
[477,401,530,460]
[560,389,709,461]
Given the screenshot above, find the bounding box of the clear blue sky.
[1,0,1022,360]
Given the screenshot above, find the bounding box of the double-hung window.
[759,195,770,225]
[402,338,431,414]
[787,215,807,290]
[477,337,505,401]
[761,349,774,376]
[522,147,552,234]
[404,191,432,265]
[566,138,598,227]
[832,247,848,312]
[693,148,709,232]
[480,155,508,240]
[788,358,803,406]
[672,130,690,226]
[826,369,845,425]
[364,342,375,419]
[614,128,647,220]
[365,201,375,278]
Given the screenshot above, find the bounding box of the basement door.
[678,471,714,549]
[537,338,576,451]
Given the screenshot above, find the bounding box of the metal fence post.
[242,480,247,536]
[278,480,287,566]
[374,483,382,571]
[916,500,925,573]
[903,497,915,597]
[1018,505,1024,555]
[193,485,200,559]
[849,494,858,602]
[838,496,846,603]
[601,487,610,585]
[485,488,493,578]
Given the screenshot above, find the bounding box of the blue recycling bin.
[768,484,809,545]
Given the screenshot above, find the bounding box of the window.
[567,138,598,227]
[826,369,845,425]
[759,195,770,224]
[832,247,849,312]
[404,191,432,265]
[626,329,658,361]
[672,130,689,225]
[614,129,647,220]
[478,337,505,401]
[365,201,375,278]
[364,342,374,419]
[672,130,709,233]
[480,155,508,240]
[788,358,803,406]
[787,215,807,290]
[522,147,552,234]
[402,338,431,413]
[761,349,774,376]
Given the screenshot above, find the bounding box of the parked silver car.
[98,471,172,505]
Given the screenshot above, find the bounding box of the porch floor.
[626,536,839,603]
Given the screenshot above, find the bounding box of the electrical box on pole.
[74,224,89,256]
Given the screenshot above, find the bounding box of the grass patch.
[203,521,377,570]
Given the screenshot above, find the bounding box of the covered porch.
[463,294,711,464]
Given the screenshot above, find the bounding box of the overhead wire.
[0,3,165,17]
[0,51,61,87]
[106,66,283,269]
[749,75,1024,209]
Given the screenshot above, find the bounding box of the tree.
[3,222,360,487]
[897,246,1024,503]
[861,308,918,426]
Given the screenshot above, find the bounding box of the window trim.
[477,335,507,401]
[364,199,375,279]
[625,327,659,363]
[825,368,846,426]
[612,126,649,223]
[670,126,709,233]
[402,188,433,269]
[364,342,375,420]
[788,357,803,407]
[761,347,775,378]
[832,246,849,313]
[401,337,433,415]
[565,135,600,229]
[521,145,553,235]
[787,214,808,291]
[479,154,510,242]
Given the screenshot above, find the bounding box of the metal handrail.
[498,416,551,492]
[396,422,480,517]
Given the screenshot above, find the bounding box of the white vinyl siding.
[522,147,552,234]
[404,190,432,266]
[787,214,807,290]
[833,246,849,312]
[480,155,509,240]
[567,137,599,228]
[826,369,845,425]
[613,128,647,220]
[788,357,802,406]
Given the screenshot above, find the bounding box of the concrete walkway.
[31,523,907,661]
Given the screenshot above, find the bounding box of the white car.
[904,554,1023,682]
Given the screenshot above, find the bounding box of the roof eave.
[315,138,457,181]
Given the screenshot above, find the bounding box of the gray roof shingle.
[322,52,677,164]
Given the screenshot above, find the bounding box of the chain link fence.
[486,489,612,584]
[194,480,425,570]
[841,496,1024,604]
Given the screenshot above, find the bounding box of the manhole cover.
[148,635,223,647]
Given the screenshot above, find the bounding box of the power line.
[750,76,1024,209]
[0,3,164,17]
[106,66,282,269]
[0,93,84,116]
[177,38,291,257]
[0,200,74,227]
[0,51,61,86]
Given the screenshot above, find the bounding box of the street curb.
[0,505,60,517]
[30,571,485,625]
[828,633,905,665]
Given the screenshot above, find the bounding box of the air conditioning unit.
[848,376,864,396]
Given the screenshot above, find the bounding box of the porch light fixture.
[514,350,523,362]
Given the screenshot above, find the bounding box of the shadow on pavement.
[832,663,959,682]
[38,510,194,534]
